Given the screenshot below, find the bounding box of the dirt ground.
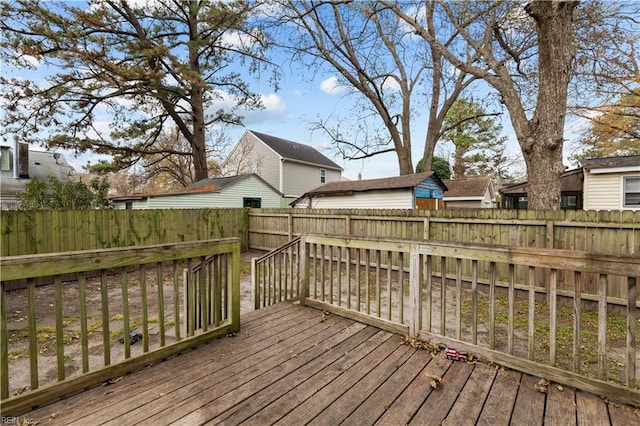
[4,250,266,397]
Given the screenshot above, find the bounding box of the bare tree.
[383,0,578,209]
[272,0,478,175]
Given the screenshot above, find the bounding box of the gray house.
[111,174,282,209]
[291,172,448,210]
[0,143,75,210]
[222,130,343,204]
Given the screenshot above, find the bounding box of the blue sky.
[1,1,592,182]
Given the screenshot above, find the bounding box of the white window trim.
[621,175,640,210]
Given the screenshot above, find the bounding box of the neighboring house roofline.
[442,176,493,199]
[247,130,343,170]
[280,156,343,171]
[444,196,486,201]
[290,172,447,207]
[110,173,282,202]
[585,166,640,174]
[580,155,640,172]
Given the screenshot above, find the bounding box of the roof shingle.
[442,176,491,198]
[249,130,342,170]
[302,172,445,195]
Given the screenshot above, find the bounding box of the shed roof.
[442,176,493,198]
[111,173,281,201]
[300,172,447,196]
[499,168,583,195]
[249,130,342,170]
[580,155,640,171]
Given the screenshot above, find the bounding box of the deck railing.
[0,238,240,415]
[252,236,301,309]
[295,234,639,407]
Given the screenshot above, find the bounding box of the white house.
[111,174,282,209]
[581,155,640,210]
[442,176,496,208]
[0,143,75,210]
[291,172,448,210]
[222,130,342,204]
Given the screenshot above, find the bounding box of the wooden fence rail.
[2,207,639,299]
[0,238,241,415]
[279,235,639,407]
[249,208,640,303]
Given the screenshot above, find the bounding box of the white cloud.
[205,92,287,126]
[240,93,287,125]
[320,76,347,95]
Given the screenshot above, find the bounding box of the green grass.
[460,292,636,383]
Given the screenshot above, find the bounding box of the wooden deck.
[19,302,640,425]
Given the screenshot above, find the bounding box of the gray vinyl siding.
[282,161,341,197]
[224,132,281,191]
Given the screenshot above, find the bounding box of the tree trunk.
[522,0,578,210]
[453,143,466,178]
[188,3,208,182]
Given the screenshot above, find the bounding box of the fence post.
[423,218,430,241]
[408,243,420,337]
[288,212,293,240]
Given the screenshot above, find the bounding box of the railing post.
[230,242,241,332]
[299,236,308,307]
[408,243,420,337]
[252,257,259,310]
[627,276,637,388]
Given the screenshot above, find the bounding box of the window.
[320,169,326,183]
[517,196,528,210]
[0,148,10,171]
[243,197,261,208]
[561,195,578,209]
[623,176,640,207]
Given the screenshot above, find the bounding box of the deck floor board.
[20,302,640,425]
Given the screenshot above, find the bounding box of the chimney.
[12,136,19,179]
[18,142,29,178]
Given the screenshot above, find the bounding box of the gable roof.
[443,176,493,199]
[111,173,281,201]
[580,155,640,171]
[300,172,447,197]
[249,130,342,170]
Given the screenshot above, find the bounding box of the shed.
[442,176,496,208]
[581,155,640,210]
[291,172,448,209]
[500,168,584,210]
[111,174,282,210]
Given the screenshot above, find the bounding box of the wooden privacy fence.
[0,238,241,415]
[254,234,639,406]
[0,208,248,257]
